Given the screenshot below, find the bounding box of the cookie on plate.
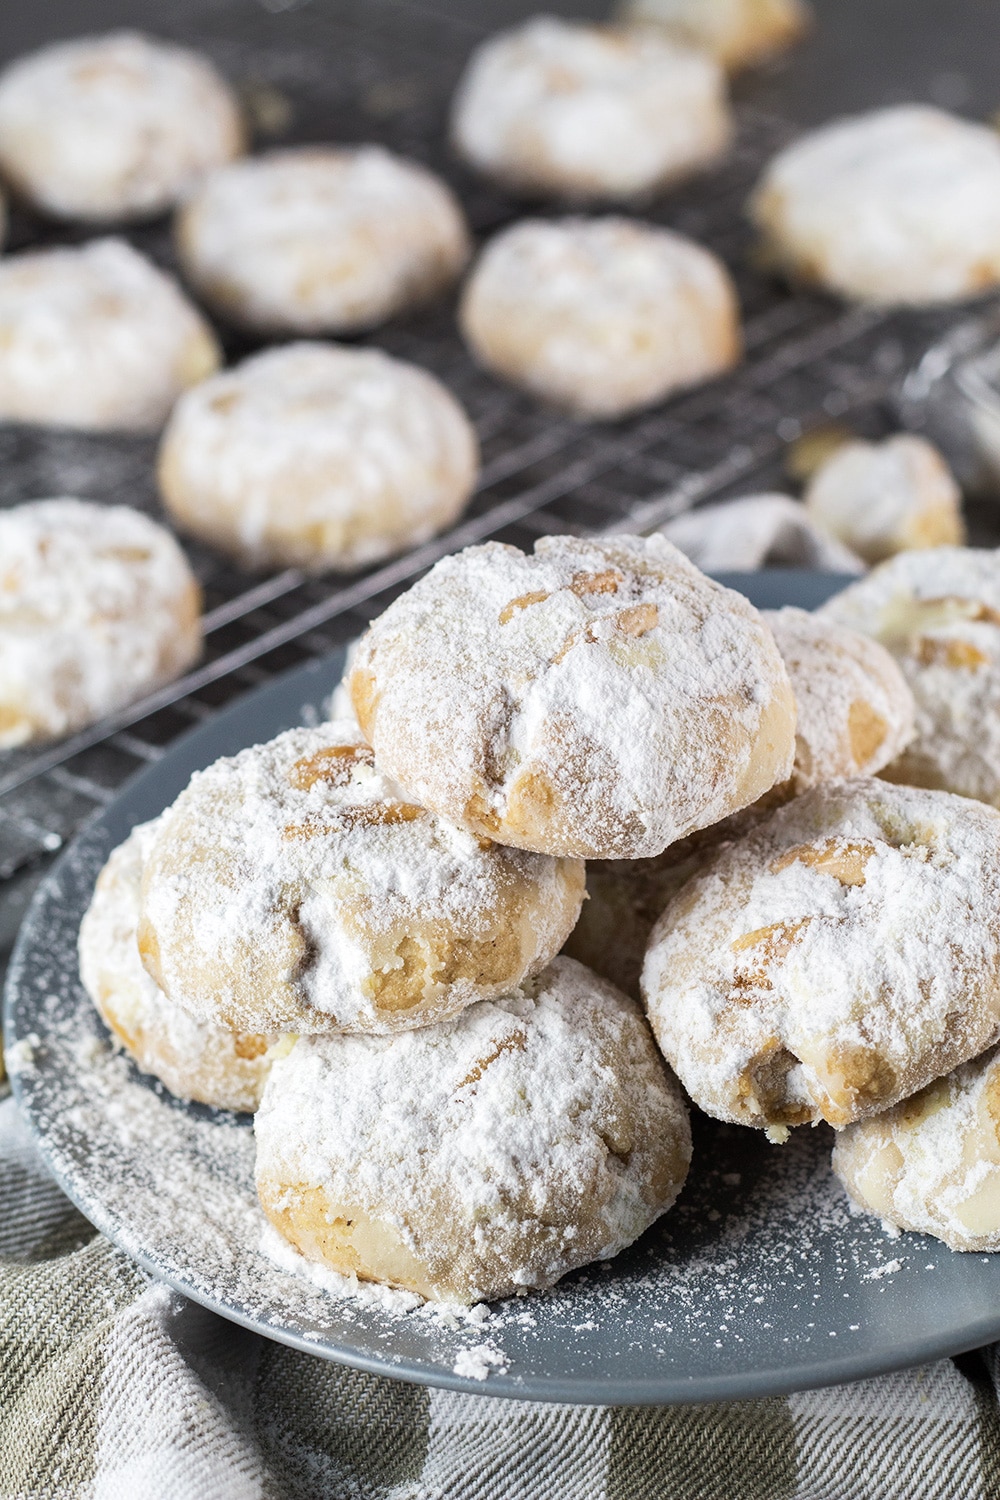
[833,1045,1000,1252]
[821,547,1000,807]
[0,31,243,222]
[255,956,691,1303]
[566,607,915,996]
[350,534,795,859]
[138,722,584,1035]
[750,106,1000,304]
[804,434,965,565]
[0,238,220,431]
[0,499,201,749]
[158,342,479,572]
[459,217,741,418]
[451,17,730,200]
[80,820,276,1112]
[617,0,810,71]
[175,146,470,335]
[642,779,1000,1133]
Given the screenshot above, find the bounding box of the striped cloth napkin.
[2,1089,998,1499]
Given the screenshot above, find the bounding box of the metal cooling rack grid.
[0,0,992,922]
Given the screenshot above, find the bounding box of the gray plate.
[7,570,1000,1406]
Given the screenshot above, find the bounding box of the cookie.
[0,238,220,431]
[137,722,584,1035]
[833,1045,1000,1252]
[175,145,470,334]
[804,434,965,565]
[80,820,275,1112]
[459,216,741,418]
[750,106,1000,304]
[255,956,691,1303]
[617,0,810,71]
[0,31,243,221]
[642,779,1000,1133]
[821,547,1000,807]
[0,499,201,749]
[350,534,796,859]
[158,342,479,572]
[451,17,730,200]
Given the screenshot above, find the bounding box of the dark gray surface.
[9,572,1000,1406]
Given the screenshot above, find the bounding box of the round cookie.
[0,499,201,749]
[0,31,244,222]
[804,434,965,565]
[750,105,1000,305]
[450,17,731,201]
[833,1046,1000,1252]
[642,779,1000,1134]
[617,0,810,71]
[0,238,220,431]
[158,342,479,572]
[138,721,584,1035]
[459,217,741,419]
[175,146,471,335]
[566,608,915,995]
[350,534,796,859]
[821,547,1000,807]
[254,955,691,1303]
[80,820,276,1112]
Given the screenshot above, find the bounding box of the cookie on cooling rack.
[450,17,731,200]
[0,31,243,222]
[0,499,201,750]
[0,238,220,431]
[821,547,1000,807]
[616,0,810,71]
[642,779,1000,1134]
[80,820,276,1112]
[137,721,584,1035]
[565,607,915,996]
[750,105,1000,304]
[458,217,741,419]
[833,1045,1000,1252]
[157,342,479,573]
[349,534,796,859]
[804,434,965,565]
[175,146,470,335]
[254,955,691,1303]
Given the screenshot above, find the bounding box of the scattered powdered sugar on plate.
[452,1343,510,1381]
[864,1258,905,1281]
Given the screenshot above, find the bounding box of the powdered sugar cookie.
[660,493,864,575]
[138,722,584,1036]
[0,499,201,749]
[350,534,796,859]
[750,106,1000,305]
[0,238,220,431]
[566,609,915,996]
[80,820,276,1112]
[158,343,479,572]
[821,547,1000,807]
[255,955,691,1303]
[804,434,965,565]
[459,217,741,418]
[0,31,243,222]
[833,1046,1000,1252]
[176,146,470,335]
[642,779,1000,1133]
[451,18,730,200]
[618,0,810,71]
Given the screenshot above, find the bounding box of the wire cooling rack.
[0,0,991,905]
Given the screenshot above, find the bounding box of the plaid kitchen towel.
[1,1094,998,1500]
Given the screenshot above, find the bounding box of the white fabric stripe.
[93,1284,267,1500]
[416,1387,611,1500]
[789,1363,985,1500]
